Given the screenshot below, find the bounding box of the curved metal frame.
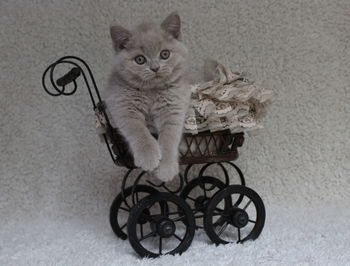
[42,56,102,106]
[42,56,118,164]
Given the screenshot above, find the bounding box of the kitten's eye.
[160,50,170,60]
[135,55,146,65]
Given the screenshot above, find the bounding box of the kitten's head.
[110,12,188,90]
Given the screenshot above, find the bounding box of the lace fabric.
[184,64,275,135]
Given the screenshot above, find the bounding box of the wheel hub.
[194,196,210,212]
[229,208,249,228]
[156,219,176,238]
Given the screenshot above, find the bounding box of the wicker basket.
[109,126,244,168]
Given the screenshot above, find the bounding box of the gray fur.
[104,12,190,182]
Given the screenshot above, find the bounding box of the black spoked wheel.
[204,185,265,245]
[109,185,160,240]
[127,192,195,258]
[180,176,230,228]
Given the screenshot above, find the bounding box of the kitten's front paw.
[133,139,161,171]
[155,159,179,182]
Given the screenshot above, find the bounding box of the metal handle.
[56,67,81,86]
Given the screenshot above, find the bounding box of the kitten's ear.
[161,12,181,40]
[110,25,131,51]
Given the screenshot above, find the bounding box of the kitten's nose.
[150,66,160,73]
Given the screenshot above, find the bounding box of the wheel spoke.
[160,201,168,217]
[167,211,182,216]
[212,211,224,217]
[237,228,241,243]
[173,233,183,242]
[120,223,127,230]
[186,196,196,202]
[146,200,157,211]
[212,207,228,218]
[192,208,203,214]
[203,188,208,198]
[249,219,256,224]
[139,223,143,238]
[243,199,252,210]
[119,207,130,212]
[201,182,208,198]
[159,236,162,255]
[138,231,155,241]
[217,221,228,236]
[215,207,225,212]
[171,215,186,222]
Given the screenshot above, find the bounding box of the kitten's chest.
[143,93,160,133]
[143,91,167,130]
[144,91,161,115]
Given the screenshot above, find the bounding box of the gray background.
[1,0,349,265]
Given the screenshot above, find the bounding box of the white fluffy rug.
[1,204,349,266]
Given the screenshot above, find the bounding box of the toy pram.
[42,56,266,258]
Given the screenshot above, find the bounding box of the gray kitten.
[104,12,190,182]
